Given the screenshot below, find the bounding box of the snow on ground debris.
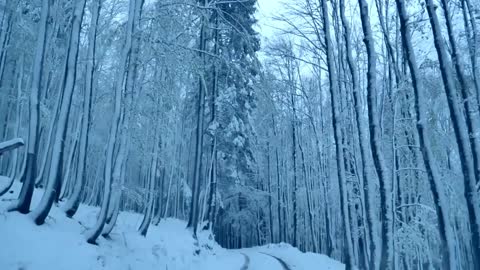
[0,182,343,270]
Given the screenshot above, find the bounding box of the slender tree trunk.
[64,0,101,218]
[298,138,318,252]
[395,1,457,268]
[34,88,60,188]
[357,0,393,268]
[461,0,480,102]
[6,56,24,178]
[59,117,81,202]
[320,0,354,267]
[439,0,480,188]
[425,0,480,267]
[31,0,86,225]
[0,0,12,89]
[86,0,142,244]
[186,3,207,238]
[272,117,283,243]
[139,137,159,236]
[339,0,379,267]
[10,0,49,214]
[102,112,128,237]
[290,73,298,248]
[266,140,274,243]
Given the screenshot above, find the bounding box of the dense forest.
[0,0,479,269]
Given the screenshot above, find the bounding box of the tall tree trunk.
[102,109,128,237]
[59,117,81,201]
[320,0,354,268]
[202,9,219,231]
[86,0,142,244]
[290,69,298,248]
[0,0,13,90]
[425,0,480,267]
[64,0,102,218]
[461,0,480,103]
[439,0,480,188]
[266,140,274,243]
[3,56,24,186]
[339,0,379,268]
[31,0,86,225]
[272,116,283,243]
[34,88,60,188]
[298,137,318,252]
[139,137,159,236]
[357,0,393,268]
[11,0,49,214]
[186,3,207,238]
[395,0,457,268]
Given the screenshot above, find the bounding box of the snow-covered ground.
[0,180,344,270]
[243,244,345,270]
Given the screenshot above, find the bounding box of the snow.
[0,182,344,270]
[243,243,345,270]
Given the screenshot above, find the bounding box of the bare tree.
[424,0,480,267]
[320,0,354,268]
[10,0,50,214]
[64,0,102,218]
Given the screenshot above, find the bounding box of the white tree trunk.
[395,0,457,268]
[339,0,380,267]
[86,0,142,244]
[320,0,354,268]
[64,0,102,218]
[425,0,480,267]
[357,0,393,268]
[11,0,49,214]
[31,0,87,225]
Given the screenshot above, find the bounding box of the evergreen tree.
[212,0,261,237]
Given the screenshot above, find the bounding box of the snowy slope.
[0,181,344,270]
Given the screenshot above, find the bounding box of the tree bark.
[64,0,102,218]
[339,0,379,267]
[86,0,143,244]
[320,0,354,268]
[11,0,50,214]
[424,0,480,267]
[357,0,393,268]
[186,3,208,238]
[395,0,457,268]
[31,0,86,225]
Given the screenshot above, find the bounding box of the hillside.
[0,181,343,270]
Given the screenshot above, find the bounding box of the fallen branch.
[0,138,25,156]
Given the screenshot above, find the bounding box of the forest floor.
[0,181,344,270]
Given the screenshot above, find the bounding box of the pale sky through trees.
[256,0,285,41]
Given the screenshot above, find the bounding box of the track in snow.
[240,253,250,270]
[240,252,291,270]
[259,252,291,270]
